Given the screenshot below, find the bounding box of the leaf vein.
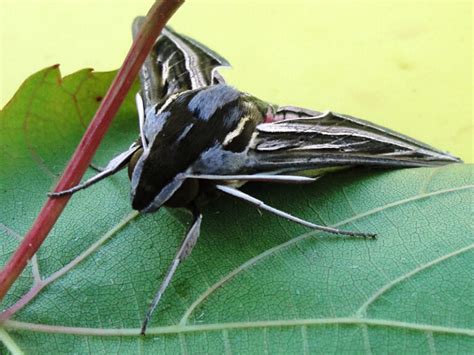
[0,211,139,320]
[3,317,473,337]
[354,242,474,317]
[0,224,41,283]
[180,185,474,324]
[0,327,24,355]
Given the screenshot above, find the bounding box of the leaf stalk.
[0,0,185,302]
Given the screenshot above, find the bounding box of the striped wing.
[133,17,230,107]
[243,106,460,175]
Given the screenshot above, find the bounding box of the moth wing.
[190,105,459,178]
[244,106,460,176]
[133,17,230,107]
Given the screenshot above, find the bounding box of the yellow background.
[1,0,472,161]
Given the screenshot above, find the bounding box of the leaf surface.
[0,67,473,354]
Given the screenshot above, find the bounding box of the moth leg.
[135,92,148,150]
[89,162,104,172]
[141,210,203,335]
[48,145,140,197]
[185,174,317,184]
[216,185,375,238]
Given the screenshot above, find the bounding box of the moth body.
[49,19,461,334]
[130,84,268,212]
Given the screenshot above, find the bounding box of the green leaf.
[1,67,473,354]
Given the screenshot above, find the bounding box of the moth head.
[128,144,192,213]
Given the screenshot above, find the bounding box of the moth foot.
[47,190,74,198]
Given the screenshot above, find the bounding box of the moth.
[49,17,460,334]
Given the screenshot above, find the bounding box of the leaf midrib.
[3,317,473,337]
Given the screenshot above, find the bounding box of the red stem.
[0,0,184,301]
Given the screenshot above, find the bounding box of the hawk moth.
[50,17,460,334]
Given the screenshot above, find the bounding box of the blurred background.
[0,0,471,161]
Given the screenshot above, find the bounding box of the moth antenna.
[216,185,376,238]
[135,93,148,150]
[141,211,203,335]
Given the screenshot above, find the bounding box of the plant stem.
[0,0,184,301]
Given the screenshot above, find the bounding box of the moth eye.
[128,148,144,180]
